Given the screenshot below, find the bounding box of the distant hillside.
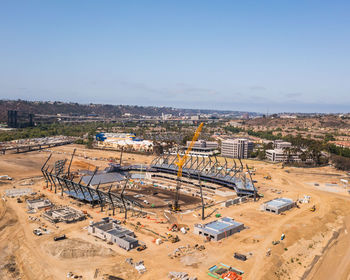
[0,100,255,122]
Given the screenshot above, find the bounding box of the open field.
[1,144,350,279]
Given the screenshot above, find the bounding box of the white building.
[221,138,253,159]
[266,149,300,162]
[261,198,295,214]
[185,140,219,156]
[274,140,292,149]
[96,133,153,152]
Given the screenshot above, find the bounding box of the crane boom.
[172,122,204,211]
[175,122,204,176]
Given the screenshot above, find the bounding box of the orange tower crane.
[173,122,204,211]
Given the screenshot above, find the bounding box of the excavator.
[171,122,204,211]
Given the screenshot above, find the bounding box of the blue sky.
[0,1,349,113]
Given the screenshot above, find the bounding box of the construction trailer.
[194,217,244,241]
[26,198,52,210]
[261,197,295,214]
[88,217,139,251]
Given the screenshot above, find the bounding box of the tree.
[283,147,292,164]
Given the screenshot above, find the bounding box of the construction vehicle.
[137,244,147,251]
[264,175,272,180]
[310,205,316,212]
[33,229,42,236]
[53,234,66,241]
[172,122,204,211]
[169,223,179,232]
[234,252,247,261]
[166,233,180,243]
[0,175,12,180]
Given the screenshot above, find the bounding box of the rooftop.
[195,217,243,235]
[265,197,294,208]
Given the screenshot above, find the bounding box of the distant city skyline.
[0,1,349,113]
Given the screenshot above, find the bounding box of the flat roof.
[265,197,294,209]
[196,217,243,235]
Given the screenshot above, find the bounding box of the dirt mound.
[46,238,116,259]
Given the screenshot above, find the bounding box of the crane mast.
[173,122,204,211]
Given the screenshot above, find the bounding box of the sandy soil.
[1,144,350,279]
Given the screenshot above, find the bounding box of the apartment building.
[221,138,253,159]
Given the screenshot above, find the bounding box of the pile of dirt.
[46,238,116,259]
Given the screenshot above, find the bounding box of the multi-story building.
[7,110,34,128]
[221,138,253,159]
[266,149,300,162]
[273,140,292,149]
[185,140,219,156]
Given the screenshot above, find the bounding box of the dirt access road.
[1,145,350,279]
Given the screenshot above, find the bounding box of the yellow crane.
[172,122,204,211]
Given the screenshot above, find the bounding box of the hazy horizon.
[1,1,349,113]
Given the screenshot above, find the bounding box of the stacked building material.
[168,271,197,280]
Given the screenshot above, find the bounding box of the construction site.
[1,125,350,279]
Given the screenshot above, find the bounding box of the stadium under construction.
[41,150,257,218]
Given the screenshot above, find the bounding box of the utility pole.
[120,147,123,166]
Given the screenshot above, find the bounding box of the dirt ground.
[1,144,350,280]
[122,185,201,209]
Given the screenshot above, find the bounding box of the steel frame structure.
[41,154,143,218]
[150,154,257,196]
